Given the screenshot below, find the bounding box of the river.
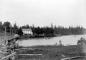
[18,35,86,47]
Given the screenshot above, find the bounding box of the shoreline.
[17,34,86,47]
[19,34,86,40]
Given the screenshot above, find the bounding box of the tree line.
[21,24,86,37]
[0,21,86,37]
[0,21,23,36]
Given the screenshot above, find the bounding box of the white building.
[22,28,33,35]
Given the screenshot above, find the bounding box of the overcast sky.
[0,0,86,27]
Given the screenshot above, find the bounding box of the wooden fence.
[0,52,16,60]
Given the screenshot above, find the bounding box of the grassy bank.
[15,45,85,60]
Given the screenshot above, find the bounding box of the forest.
[0,21,86,37]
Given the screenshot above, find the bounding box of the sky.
[0,0,86,27]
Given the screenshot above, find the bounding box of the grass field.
[15,45,85,60]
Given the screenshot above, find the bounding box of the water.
[18,35,86,47]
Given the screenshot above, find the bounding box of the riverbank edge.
[18,34,86,40]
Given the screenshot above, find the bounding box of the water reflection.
[18,35,86,47]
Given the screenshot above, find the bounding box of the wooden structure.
[0,35,19,60]
[22,28,33,35]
